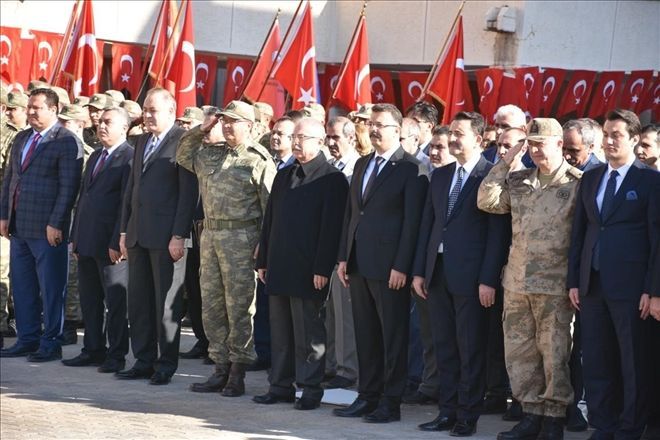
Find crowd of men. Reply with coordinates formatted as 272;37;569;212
0;80;659;440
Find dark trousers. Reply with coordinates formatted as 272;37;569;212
183;239;207;349
408;293;440;397
485;286;509;398
581;271;647;439
646;318;660;429
9;235;67;352
254;280;271;362
569;311;584;405
268;294;325;401
427;256;488;421
349;274;410;404
126;245;186;376
77;255;129;361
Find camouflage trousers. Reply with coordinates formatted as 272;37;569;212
503;290;574;417
66;245;82;321
200;226;258;365
0;236;10;331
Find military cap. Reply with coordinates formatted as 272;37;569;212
105;89;125;105
6;92;28;109
201;105;219;116
27;80;51;92
86;93;112;110
51;86;70;105
176;106;204;123
219;100;255;122
354;103;374;120
254;102;274;118
527;118;563;142
301;102;326;122
73;96;90;106
120;99;142;115
0;85;8;105
58;104;88;121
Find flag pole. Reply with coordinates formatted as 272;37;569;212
240;8;281;103
420;0;465;98
331;1;367;102
135;0;167;97
50;0;83;85
255;0;305;101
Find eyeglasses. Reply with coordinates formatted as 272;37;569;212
366;122;399;130
293;134;321;142
399;134;415;142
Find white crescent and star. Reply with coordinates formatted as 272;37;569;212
354;64;370;100
77;33;99;86
371;76;386;101
601;80;615;100
573;79;587;104
179;40;196;93
37;41;53;72
408;80;423;99
628;78;645;104
481;76;493;102
120;54;134;83
300;46;315;79
523;72;535;99
196;62;209;89
542;76;556;102
0;34;12;65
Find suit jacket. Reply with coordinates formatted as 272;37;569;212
413;157;511;294
120;125;197;249
338;146;428;281
257;154;349;299
72;141;134;258
482;146;535;169
0;124;82;240
579;153;603;172
568;160;660;300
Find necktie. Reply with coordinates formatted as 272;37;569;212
91;149;109;181
362;156;384;199
276;159;283;170
143;136;159;164
447;166;465;217
592;170;619;270
21;133;42;172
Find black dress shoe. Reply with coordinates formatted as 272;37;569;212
483;395;508;414
503;399;524;421
149;371;172;385
450;419;478;437
27;348;62;363
497;413;543;440
115;367;154;380
419;414;457;431
324;375;356;389
294;397;321;410
253;392;295;404
362;404;401;423
62;353;105;367
333;399;378;418
402;390;437;405
0;343;39;357
179;344;208;359
97;359;125;373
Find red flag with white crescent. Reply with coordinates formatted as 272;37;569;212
556;70;597;118
370;69;395;105
243;17;281;103
515;66;542;118
475;68;504;123
1;27;26;86
618;70;655;113
195;53;218;105
223;58;254;106
639;77;660;121
165;0;196;117
30;30;63;83
148;0;179;86
539;67;567;117
398;71;432;113
332;14;371;111
111;43;143;100
497;71;527;113
319;64;340;107
272;1;318;109
587;71;625;119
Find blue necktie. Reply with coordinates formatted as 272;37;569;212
447;166;465;217
593;170;619;270
362;156;384;199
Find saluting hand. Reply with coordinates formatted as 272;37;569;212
503;139;527;170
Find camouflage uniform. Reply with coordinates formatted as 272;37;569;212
477;158;582;417
177;125;276;365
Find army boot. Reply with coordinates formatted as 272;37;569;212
497;413;543;440
62;320;79;346
189;363;230;393
537;416;565;440
221;363;248;397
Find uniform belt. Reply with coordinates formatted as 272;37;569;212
203;218;260;230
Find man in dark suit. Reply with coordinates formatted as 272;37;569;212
0;88;82;361
334;103;428;423
63;107;133;373
254;118;348;410
412;112;510;436
117;88;198;385
568;109;660;440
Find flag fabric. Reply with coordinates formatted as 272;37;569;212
475;67;504;123
398;71;431;113
370;69;396;105
165;0;196;117
425;16;473;124
515;66;543;118
638;77;660;121
556;70;597;118
332;14;371;111
539;67;567;117
195;53;218;105
618;70;655;113
587;71;625;119
30;30;63;83
111;42;142;99
1;27;25;86
60;0;103;98
272;1;318;109
148;0;179;85
223;58;254;106
497;71;526;113
242;16;281;103
319;64;340;107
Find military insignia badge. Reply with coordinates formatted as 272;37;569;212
556;189;570;200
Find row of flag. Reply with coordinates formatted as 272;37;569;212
1;0;658;121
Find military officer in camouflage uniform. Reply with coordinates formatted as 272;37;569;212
477;119;582;440
177;100;276;397
83;94;112;149
175;106;204;131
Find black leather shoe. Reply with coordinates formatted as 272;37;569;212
333;399;378;418
179;344;208;359
97;359;125;373
418;414;457;431
450;419;478;437
538;416;565;440
253;392;295;404
149;371;172;385
402;390;436;405
565;405;588;432
294;396;321;410
27;348;62;362
483;395;508;414
497;413;543;440
115;367;154;380
62;353;105;367
503;399;524;421
0;343;38;358
362;404;401;423
324;375;356;389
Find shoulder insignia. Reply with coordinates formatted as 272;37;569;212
246;142;272;161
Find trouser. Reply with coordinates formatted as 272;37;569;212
325;269;358;381
65;245;82;321
485;286;509;398
183;237;208;349
253;280;271;362
0;235;10;332
410;291;440;398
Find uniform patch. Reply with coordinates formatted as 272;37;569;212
556;188;570;200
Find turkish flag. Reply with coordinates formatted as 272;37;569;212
165;0;196;117
1;27;24;85
223;58;254;106
319;64;340;107
475;68;504;123
618;70;655;113
272;1;318;109
61;0;103;98
515;66;543;118
370;69;395;105
556;70;597;118
399;72;432;113
332;15;371;111
426;16;473;124
195;53;218;105
30;31;63;83
148;0;179;86
539;67;567;117
587;71;625;119
111;43;142;100
243;17;280;103
639;77;660;121
497;71;526;113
